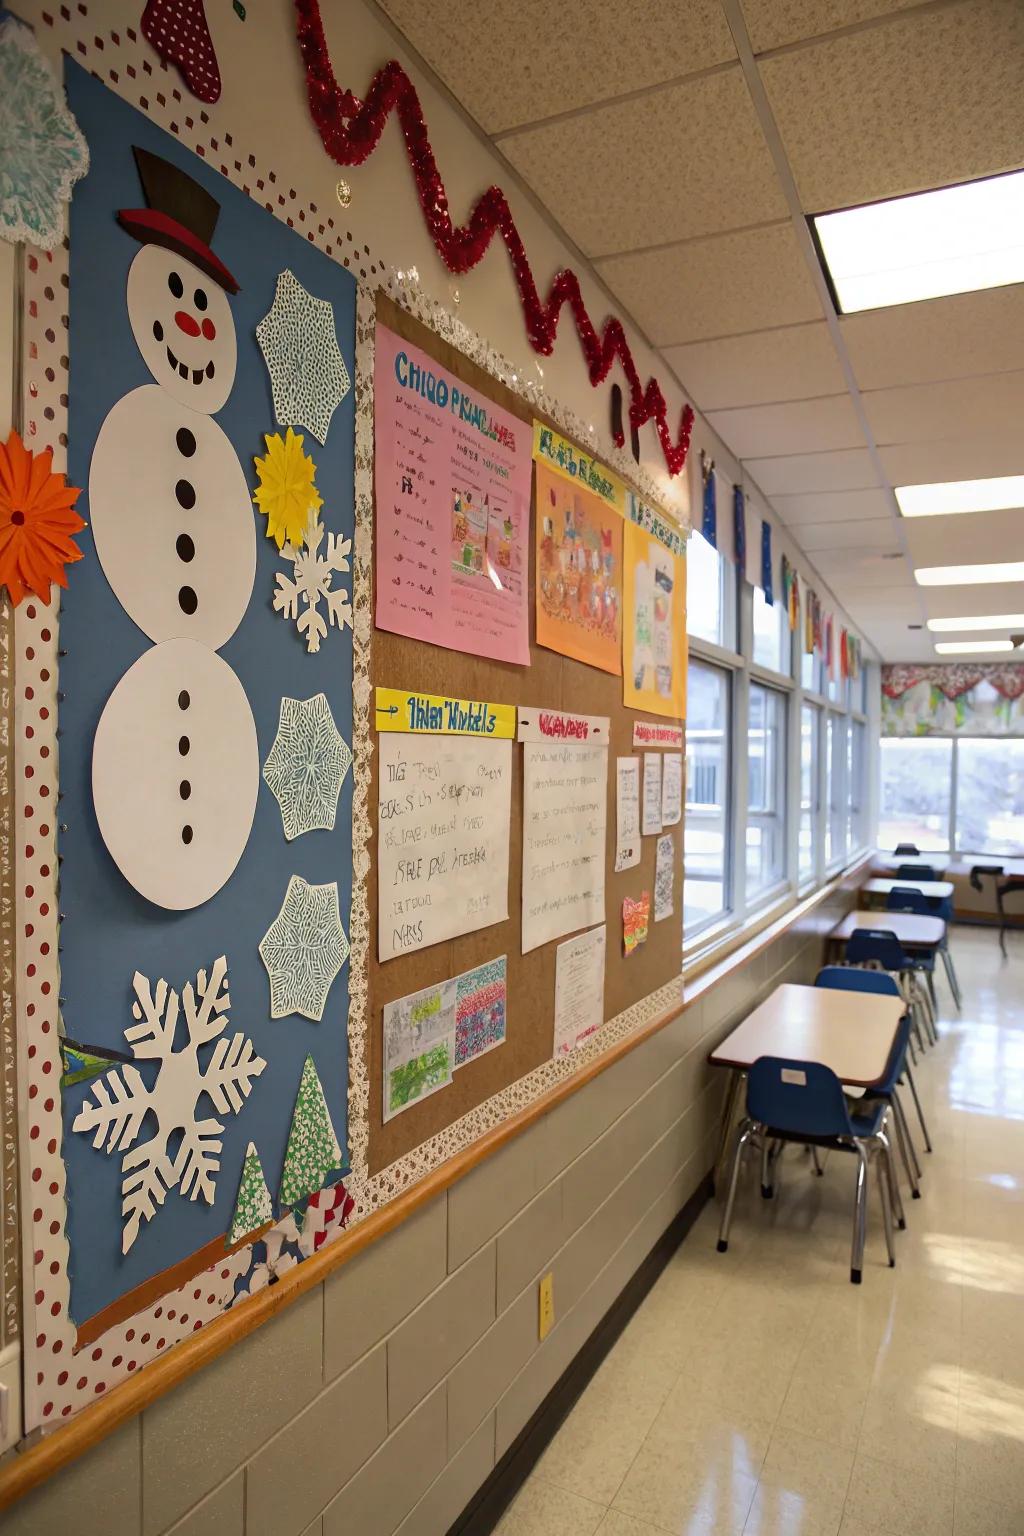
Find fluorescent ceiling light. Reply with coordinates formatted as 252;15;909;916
896;475;1024;518
812;169;1024;313
916;561;1024;587
934;640;1015;654
927;613;1024;632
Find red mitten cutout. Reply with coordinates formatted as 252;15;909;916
141;0;222;104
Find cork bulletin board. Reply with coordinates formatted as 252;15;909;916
367;293;684;1175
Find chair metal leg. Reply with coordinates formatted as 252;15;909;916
876;1144;896;1267
907;1029;918;1066
714;1069;742;1193
925;967;938;1017
761;1132;773;1199
903;1062;933;1153
717;1121;752;1253
941;946;962;1011
811;1145;824;1177
850;1143;869;1283
878;1127;906;1231
891;1090;921;1198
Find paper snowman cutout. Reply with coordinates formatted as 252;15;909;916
90;148;258;910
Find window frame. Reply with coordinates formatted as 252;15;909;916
878;732;1024;857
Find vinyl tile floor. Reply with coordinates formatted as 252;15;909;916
495;927;1024;1536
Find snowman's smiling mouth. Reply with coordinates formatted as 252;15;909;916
166;344;216;388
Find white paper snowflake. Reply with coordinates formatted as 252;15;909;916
273;511;354;655
0;16;89;250
258;875;349;1022
257;268;351;445
262;693;352;841
72;957;266;1254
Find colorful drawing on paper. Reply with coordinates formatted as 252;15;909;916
623;494;686;719
623;893;651;957
374;322;531;666
383;977;457;1121
534;427;624;675
455;956;507;1067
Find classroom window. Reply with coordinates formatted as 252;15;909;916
801;643;822;694
800;702;821;883
955;737;1024;854
751;585;789;675
684;659;731;933
825;713;848;865
747;682;786;898
686;531;733;650
878;737;953;851
848;717;865;851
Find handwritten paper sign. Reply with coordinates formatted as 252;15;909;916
623;893;650;956
517;707;608;745
633;720;684;749
522;732;607;953
378;733;512;960
614;757;641;873
654;834;675;922
376;686;516;738
553;925;606;1056
383;977;456;1122
622;494;687;719
374;323;532;666
642;752;663;836
661;753;683;827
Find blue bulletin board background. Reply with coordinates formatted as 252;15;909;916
60;65;356;1325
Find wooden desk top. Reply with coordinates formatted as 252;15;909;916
831;909;946;947
709;982;904;1087
873;854;950;877
863;877;953;899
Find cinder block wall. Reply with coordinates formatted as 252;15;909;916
7;902;844;1536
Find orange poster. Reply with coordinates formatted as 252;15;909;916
534;446;624;675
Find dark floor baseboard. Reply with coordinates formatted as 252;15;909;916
447;1169;715;1536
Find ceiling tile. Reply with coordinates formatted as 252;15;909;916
772;488;894;524
862;370;1024;446
741;0;923;53
794;519;902;553
902;506;1024;569
852;620;933;662
706;394;864;459
378;0;736;133
597;223;820;345
501;70;786;256
880;438;1024;485
744;447;880;495
663;321;845;410
839;585;923;615
808;547;913;585
841;285;1024;391
919;583;1024;621
760;0;1024;210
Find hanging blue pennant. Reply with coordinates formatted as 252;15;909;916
733;483;746;577
761;519;773;605
700;452;717;548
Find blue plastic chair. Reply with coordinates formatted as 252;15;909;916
894;843;920;856
886;886;960;1012
845;929;937;1049
815;965;932;1191
716;1055;900;1283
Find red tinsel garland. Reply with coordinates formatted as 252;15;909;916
293;0;695;478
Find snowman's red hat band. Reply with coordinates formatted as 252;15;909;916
117;208;239;294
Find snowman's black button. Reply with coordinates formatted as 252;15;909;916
176;427;196;458
178;586;198;616
175;479;196;510
153;321;164;343
181;825;194;845
178;690;190;711
176;533;195;563
178;736;190;757
179;780;191;800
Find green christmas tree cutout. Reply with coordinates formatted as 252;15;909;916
280;1054;343;1208
227;1141;275;1247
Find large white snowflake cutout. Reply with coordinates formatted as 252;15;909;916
273;511;353;655
257;269;351;445
258;876;349;1022
0;16;89;250
262;693;352;841
72;957;266;1254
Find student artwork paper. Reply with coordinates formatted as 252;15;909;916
661;753;683;828
383;976;457;1121
642;752;663;836
454;956;507;1067
614;756;641;873
553;925;606;1056
377;732;512;960
654;834;675;922
622;495;687;719
374;323;531;666
522;729;608;953
623;893;651;957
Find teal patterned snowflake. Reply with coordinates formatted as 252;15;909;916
258;875;349;1022
0;17;89;250
262;693;351;841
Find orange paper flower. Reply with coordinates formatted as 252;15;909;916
0;430;85;606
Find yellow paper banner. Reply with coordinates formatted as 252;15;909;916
532;421;626;514
375;687;516;738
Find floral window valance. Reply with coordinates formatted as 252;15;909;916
882;663;1024;737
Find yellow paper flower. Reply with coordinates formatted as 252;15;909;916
253;427;323;549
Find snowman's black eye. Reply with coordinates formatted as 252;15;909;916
168;271;184;299
194;288;208;312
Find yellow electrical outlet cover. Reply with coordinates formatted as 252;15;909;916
538;1271;555;1340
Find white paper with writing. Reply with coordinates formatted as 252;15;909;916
522;739;607;952
553;924;606;1056
633;720;683;749
378;733;512;960
382;976;456;1121
654;833;675;922
661;753;683;827
642;752;663;836
614;756;641;873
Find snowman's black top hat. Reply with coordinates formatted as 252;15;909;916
118;147;239;294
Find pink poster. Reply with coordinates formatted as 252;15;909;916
374;323;532;665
